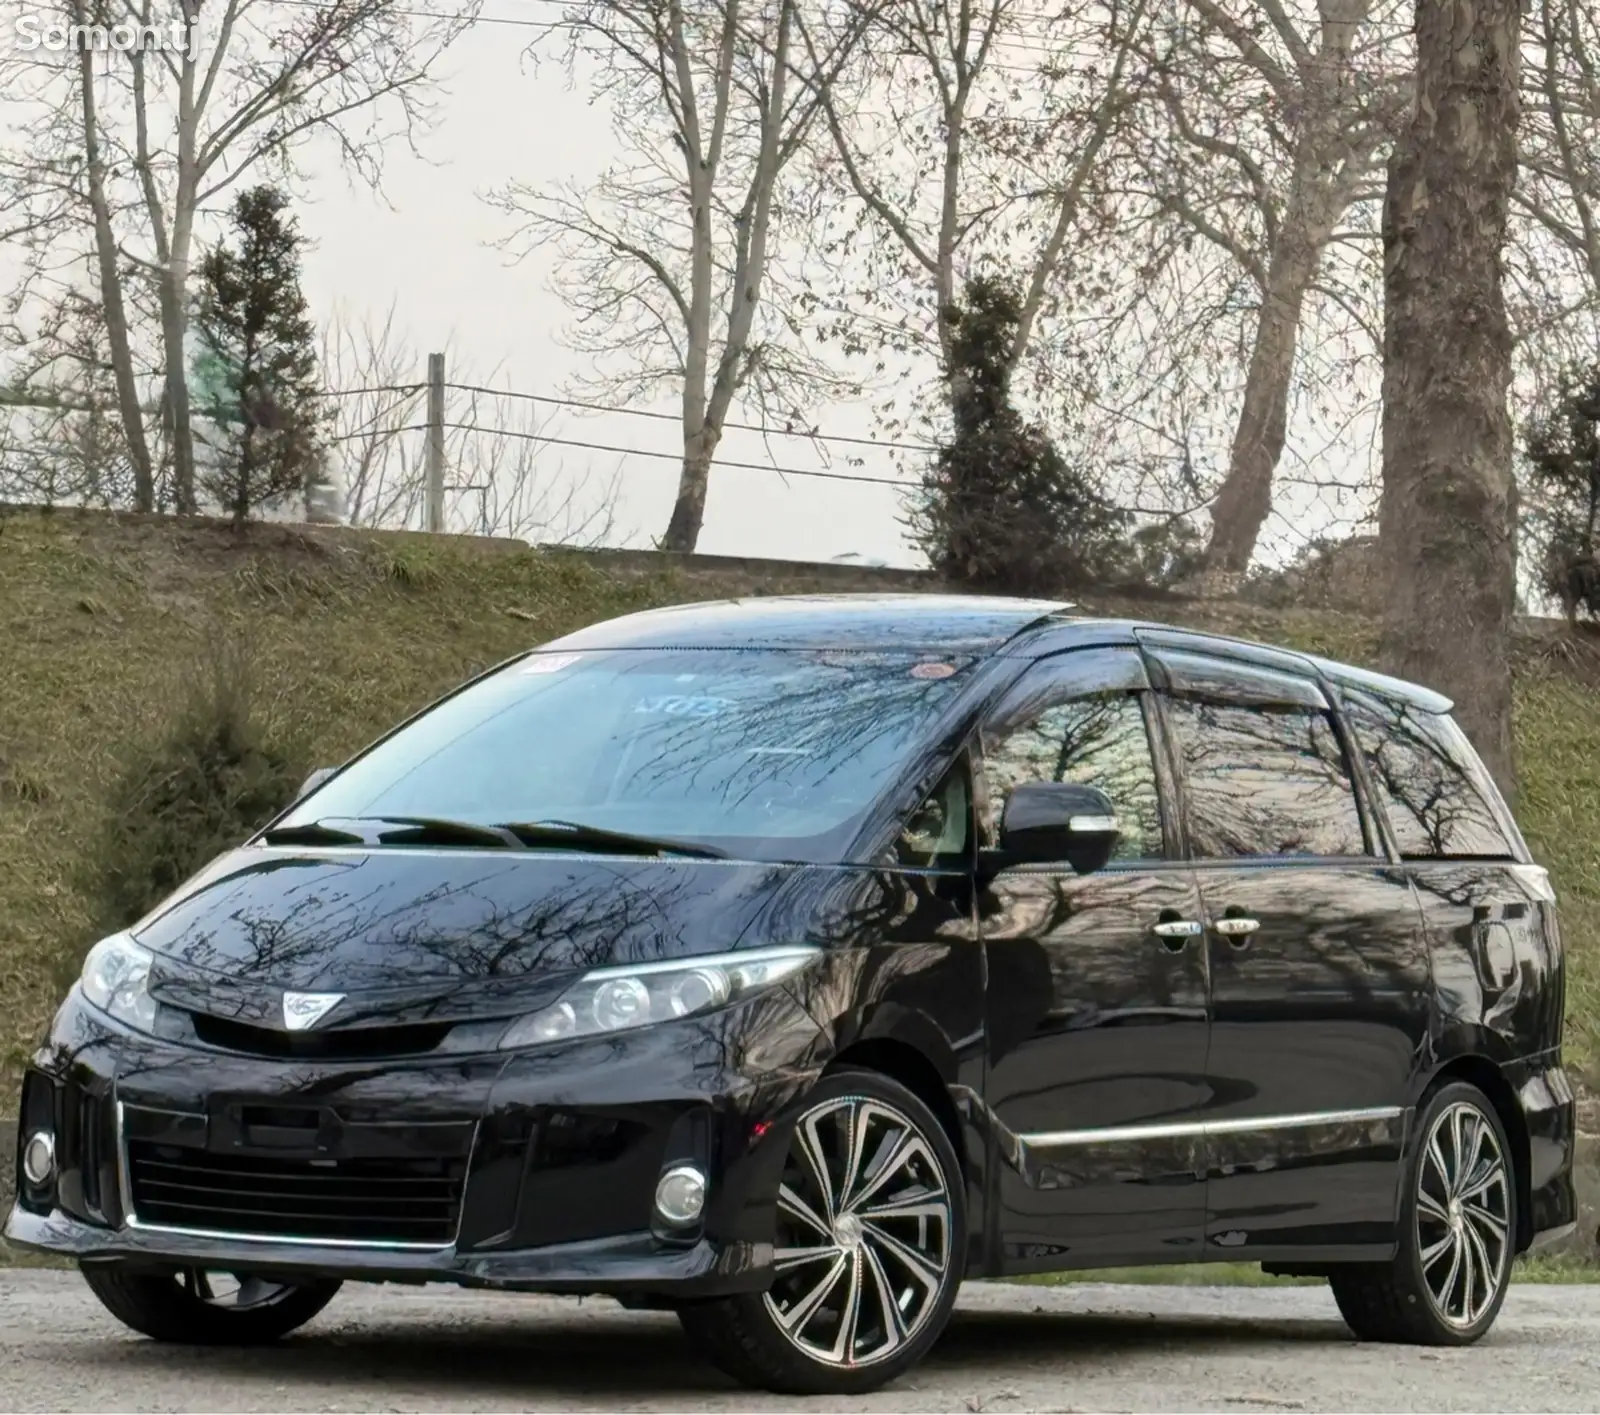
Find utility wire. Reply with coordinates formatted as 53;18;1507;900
442;420;917;487
268;0;1118;69
445;380;942;454
328;416;920;488
318;380;942;456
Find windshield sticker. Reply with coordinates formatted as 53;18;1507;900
521;653;584;675
910;662;957;680
634;695;730;718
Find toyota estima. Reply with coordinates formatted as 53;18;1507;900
8;596;1577;1393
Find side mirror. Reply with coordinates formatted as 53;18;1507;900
296;766;336;802
995;781;1121;876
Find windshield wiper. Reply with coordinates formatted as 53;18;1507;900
501;819;728;860
266;816;524;850
368;816;527;849
260;821;367;847
263;816;724;859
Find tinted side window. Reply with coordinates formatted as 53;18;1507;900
1342;693;1515;859
1164;697;1367;858
981;694;1164;860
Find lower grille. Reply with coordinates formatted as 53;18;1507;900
126;1141;466;1246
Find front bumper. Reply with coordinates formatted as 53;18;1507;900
9;987;830;1296
3;1203;769;1295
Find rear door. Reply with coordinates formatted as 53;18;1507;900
1147;648;1428;1260
977;646;1209;1271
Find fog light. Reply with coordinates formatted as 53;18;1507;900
21;1130;55;1187
654;1164;707;1226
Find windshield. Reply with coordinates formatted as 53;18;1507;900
278;647;976;862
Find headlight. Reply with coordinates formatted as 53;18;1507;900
79;933;158;1033
498;945;818;1050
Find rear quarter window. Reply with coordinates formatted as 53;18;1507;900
1341;692;1517;860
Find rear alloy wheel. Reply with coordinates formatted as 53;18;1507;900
81;1261;342;1344
1330;1081;1515;1345
679;1067;965;1394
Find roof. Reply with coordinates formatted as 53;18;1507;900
543;594;1074;654
539;593;1456;713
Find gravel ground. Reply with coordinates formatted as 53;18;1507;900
2;1269;1598;1413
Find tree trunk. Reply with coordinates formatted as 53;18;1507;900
159;277;197;514
663;439;717;553
162;178;199;515
74;34;157;513
1203;112;1350;576
1203;197;1327;573
1379;0;1522;796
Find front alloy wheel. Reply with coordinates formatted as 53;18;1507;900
1331;1081;1516;1345
679;1067;965;1394
765;1094;953;1365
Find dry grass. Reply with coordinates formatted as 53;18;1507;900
0;510;1596;1103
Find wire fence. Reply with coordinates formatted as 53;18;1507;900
0;353;1384;573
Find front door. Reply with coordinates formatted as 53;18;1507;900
1148;647;1427;1260
977;646;1209;1272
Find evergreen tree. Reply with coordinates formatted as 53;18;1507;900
908;276;1130;594
192;187;324;524
1522;362;1600;625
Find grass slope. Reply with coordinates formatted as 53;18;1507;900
1;509;1597;1101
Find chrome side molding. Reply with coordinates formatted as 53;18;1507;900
1019;1105;1406;1151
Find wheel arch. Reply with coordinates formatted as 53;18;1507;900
828;1036;967;1180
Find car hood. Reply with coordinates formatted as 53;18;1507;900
130;846;868;1029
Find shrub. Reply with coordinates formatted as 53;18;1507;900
90;636;307;931
193;186;326;525
1522;362;1600;625
1101;518;1210;592
908;276;1131;594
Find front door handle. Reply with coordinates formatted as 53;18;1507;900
1152;919;1203;952
1213;916;1260;945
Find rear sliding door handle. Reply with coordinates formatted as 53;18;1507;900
1213;916;1260;944
1152;919;1203;951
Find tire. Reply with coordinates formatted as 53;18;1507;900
679;1066;966;1395
1330;1081;1516;1346
80;1262;342;1345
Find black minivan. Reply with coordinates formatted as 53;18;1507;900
8;595;1577;1394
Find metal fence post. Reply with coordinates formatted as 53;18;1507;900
425;352;445;532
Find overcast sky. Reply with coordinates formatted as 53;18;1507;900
290;16;925;565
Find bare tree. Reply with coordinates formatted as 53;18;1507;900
0;276;155;506
1132;0;1409;575
491;0;873;553
797;0;1151;413
1509;0;1600;391
321;306;623;543
1379;0;1522;793
451;416;623;546
319;305;433;530
0;0;476;513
